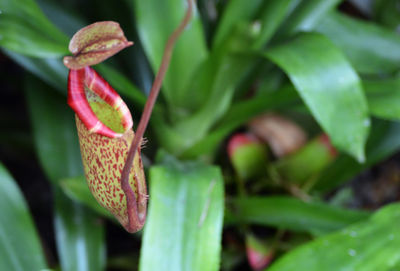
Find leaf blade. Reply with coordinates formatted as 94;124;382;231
0;163;48;270
265;32;370;161
268;203;400;271
140;155;224;271
226;196;369;236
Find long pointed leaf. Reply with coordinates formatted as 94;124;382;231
0;163;47;270
316;11;400;75
268;203;400;271
140;154;224;271
226;196;370;236
265;33;370;161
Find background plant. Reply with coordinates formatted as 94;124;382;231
1;0;400;270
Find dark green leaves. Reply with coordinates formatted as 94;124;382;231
133;0;208;108
140;156;224;271
226;196;370;236
55;190;106;271
364;77;400;120
268;203;400;271
316;11;400;75
0;163;47;270
265;33;370;161
0;0;68;57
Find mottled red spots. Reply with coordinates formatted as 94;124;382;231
75;116;147;230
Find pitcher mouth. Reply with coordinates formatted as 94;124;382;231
68;66;133;138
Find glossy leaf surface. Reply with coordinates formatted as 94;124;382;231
226;196;369;236
0;163;47;270
140;155;224;271
316;11;400;75
268;203;400;271
265;33;370;161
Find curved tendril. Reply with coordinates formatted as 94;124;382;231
120;0;194;232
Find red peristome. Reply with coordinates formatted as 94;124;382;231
319;133;338;157
227;133;259;158
67;67;133;138
83;67;133;130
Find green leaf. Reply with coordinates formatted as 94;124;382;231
0;0;68;58
0;0;67;43
214;0;295;49
0;14;68;58
364;77;400;121
265;32;370;161
25;76;106;271
373;0;400;30
133;0;208;108
60;176;113;218
25;77;82;181
276;0;343;37
180;87;298;158
268;203;400;271
140;155;224;271
3;49;68;92
316;11;400;75
226;196;370;236
213;0;263;48
55;190;106;271
0;163;47;270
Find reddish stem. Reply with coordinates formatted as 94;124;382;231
120;0;194;232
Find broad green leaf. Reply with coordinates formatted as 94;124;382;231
213;0;264;48
276;0;343;37
314;119;400;192
268;203;400;271
373;0;400;30
133;0;208;108
0;0;67;43
225;196;370;236
316;11;400;75
0;0;68;58
180;87;298;158
3;49;68;92
171;23;261;152
0;15;68;58
25;77;82;182
60;176;113;218
25;76;106;271
0;163;47;270
55;190;106;271
265;32;370;161
364;77;400;120
140;155;224;271
213;0;295;49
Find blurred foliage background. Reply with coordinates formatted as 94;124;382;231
1;0;400;270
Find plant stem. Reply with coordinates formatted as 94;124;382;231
120;0;194;232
